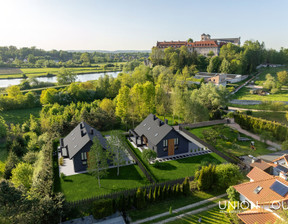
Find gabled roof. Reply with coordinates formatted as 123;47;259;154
250;159;272;171
247;167;272;182
234;176;288;205
63;121;107;159
237;208;278;224
134;114;173;146
273;154;288;164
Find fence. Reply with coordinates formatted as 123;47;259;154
68;176;193;209
180;119;228;129
125;140;156;184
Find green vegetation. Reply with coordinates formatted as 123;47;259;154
166;207;230;224
252;111;288;125
255;66;288;86
0;107;41;124
129;190;224;221
128;141;226;182
59;165;148;201
189;125;271;157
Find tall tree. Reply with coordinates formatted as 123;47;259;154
88;138;108;188
107;131;126;176
115;85;131;126
56;67;77;84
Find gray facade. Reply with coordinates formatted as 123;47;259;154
59;121;107;172
129;114;193;158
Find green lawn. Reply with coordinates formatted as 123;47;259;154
148;154;226;182
167;207;231;224
232;66;288;101
252;111;288;125
0;107;42;124
128;141;226;182
189;125;271;158
129;190;226;221
0;63;125;79
233;87;288;101
59;165;149;201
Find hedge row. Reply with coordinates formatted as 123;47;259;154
76;177;191;220
234;113;288;141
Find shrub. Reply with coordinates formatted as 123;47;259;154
142;149;157;163
226;186;240;201
59;157;64;166
182;177;190;196
92;199;113;219
148;187;152;203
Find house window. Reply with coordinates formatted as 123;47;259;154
163;139;168;147
174;138;179;145
81;152;87;165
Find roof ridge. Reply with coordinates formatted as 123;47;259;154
234;177;276;187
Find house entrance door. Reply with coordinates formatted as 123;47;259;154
168;139;174;156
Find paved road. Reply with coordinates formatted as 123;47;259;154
227;122;281;150
131;193;227;224
258;150;288;162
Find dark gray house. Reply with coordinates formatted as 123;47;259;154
59;121;107;172
129;114;195;158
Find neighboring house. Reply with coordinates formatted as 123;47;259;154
273;154;288;167
247;167;273;182
232;158;288;223
250;159;273;175
207;74;227;86
156;33;240;56
129;114;198;158
59;121;107;172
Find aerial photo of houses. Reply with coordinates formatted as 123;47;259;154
1;0;288;223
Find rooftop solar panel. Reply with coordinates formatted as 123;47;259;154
270;181;288;197
276;165;288;173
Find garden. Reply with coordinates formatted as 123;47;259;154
188;125;272;158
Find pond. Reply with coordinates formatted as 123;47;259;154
0;71;121;88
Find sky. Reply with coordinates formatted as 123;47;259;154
0;0;287;51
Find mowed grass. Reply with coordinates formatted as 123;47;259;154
233;87;288;101
232;66;288;101
0;63;125;79
149;153;226;182
189;125;271;157
0;107;42;124
128;141;226;182
129;190;226;221
59;165;149;201
252;111;288;125
167;207;230;224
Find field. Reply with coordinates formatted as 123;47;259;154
189;125;271;158
128;141;226;182
167;207;230;224
232;66;288;101
0;62;125;79
0;107;42;124
58;165;149;201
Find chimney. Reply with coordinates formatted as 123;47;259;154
165;119;168;124
153;114;157;120
157;120;161;127
60;138;64;147
81;130;86;137
90;128;94;135
80;122;84;129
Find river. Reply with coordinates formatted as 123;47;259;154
0;71;121;88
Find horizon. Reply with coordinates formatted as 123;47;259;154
0;0;287;51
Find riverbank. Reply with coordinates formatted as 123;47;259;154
0;65;124;79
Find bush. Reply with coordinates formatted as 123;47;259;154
59;157;64;166
92;199;114;219
182;177;190;196
226;186;240;201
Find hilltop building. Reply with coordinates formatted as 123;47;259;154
156;33;240;56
